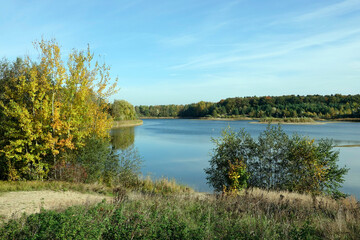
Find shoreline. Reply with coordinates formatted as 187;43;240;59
250;121;329;125
139;117;360;123
140;117;253;121
336;144;360;148
112;120;143;128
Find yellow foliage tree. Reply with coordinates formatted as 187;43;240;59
0;39;117;180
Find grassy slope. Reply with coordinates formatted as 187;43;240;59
0;181;359;239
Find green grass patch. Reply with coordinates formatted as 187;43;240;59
0;181;112;195
0;177;193;196
135;176;194;194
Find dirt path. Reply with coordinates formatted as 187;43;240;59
0;190;111;221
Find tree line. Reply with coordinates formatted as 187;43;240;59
135;95;360;119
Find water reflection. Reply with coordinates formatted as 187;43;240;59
111;127;135;150
112;119;360;198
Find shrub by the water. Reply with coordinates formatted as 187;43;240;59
205;125;348;197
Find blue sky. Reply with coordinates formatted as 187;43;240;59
1;0;360;105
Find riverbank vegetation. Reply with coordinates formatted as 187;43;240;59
0;40;125;186
113;120;143;128
1;186;359;239
206;125;349;198
110;100;137;121
109;100;143;128
135;94;360;119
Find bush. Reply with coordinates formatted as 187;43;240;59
50;136;119;185
50;135;142;187
204;127;254;192
115;145;142;188
205;125;349;197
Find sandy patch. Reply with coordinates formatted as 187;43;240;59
0;190;111;221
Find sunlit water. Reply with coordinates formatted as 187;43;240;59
112;119;360;198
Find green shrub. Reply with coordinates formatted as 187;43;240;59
115;145;142;188
205;125;348;197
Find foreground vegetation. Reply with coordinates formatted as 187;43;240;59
135;94;360;119
1;186;359;239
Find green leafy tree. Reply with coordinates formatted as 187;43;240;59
111;100;137;121
205;125;349;197
204;127;255;192
251;125;289;190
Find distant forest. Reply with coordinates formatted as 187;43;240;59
135;94;360;119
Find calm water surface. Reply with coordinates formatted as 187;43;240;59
112;119;360;198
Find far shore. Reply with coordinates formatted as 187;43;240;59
139;117;360;123
112;120;143;128
250;121;329;125
336;144;360;148
140;117;253;121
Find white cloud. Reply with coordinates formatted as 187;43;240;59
295;0;360;21
169;27;360;70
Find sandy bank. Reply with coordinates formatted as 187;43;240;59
0;191;111;221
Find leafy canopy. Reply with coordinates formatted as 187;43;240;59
0;39;118;181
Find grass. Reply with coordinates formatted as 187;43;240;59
259;117;316;123
1;179;359;239
0;181;112;195
135;176;194;194
112;120;143;128
0;187;359;239
0;177;193;196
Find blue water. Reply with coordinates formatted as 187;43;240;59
121;119;360;198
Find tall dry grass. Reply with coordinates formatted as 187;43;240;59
0;181;112;195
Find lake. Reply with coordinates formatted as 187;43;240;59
111;119;360;198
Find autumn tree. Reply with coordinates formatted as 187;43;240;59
0;39;117;181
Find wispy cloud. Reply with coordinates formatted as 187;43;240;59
295;0;360;21
170;27;360;70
